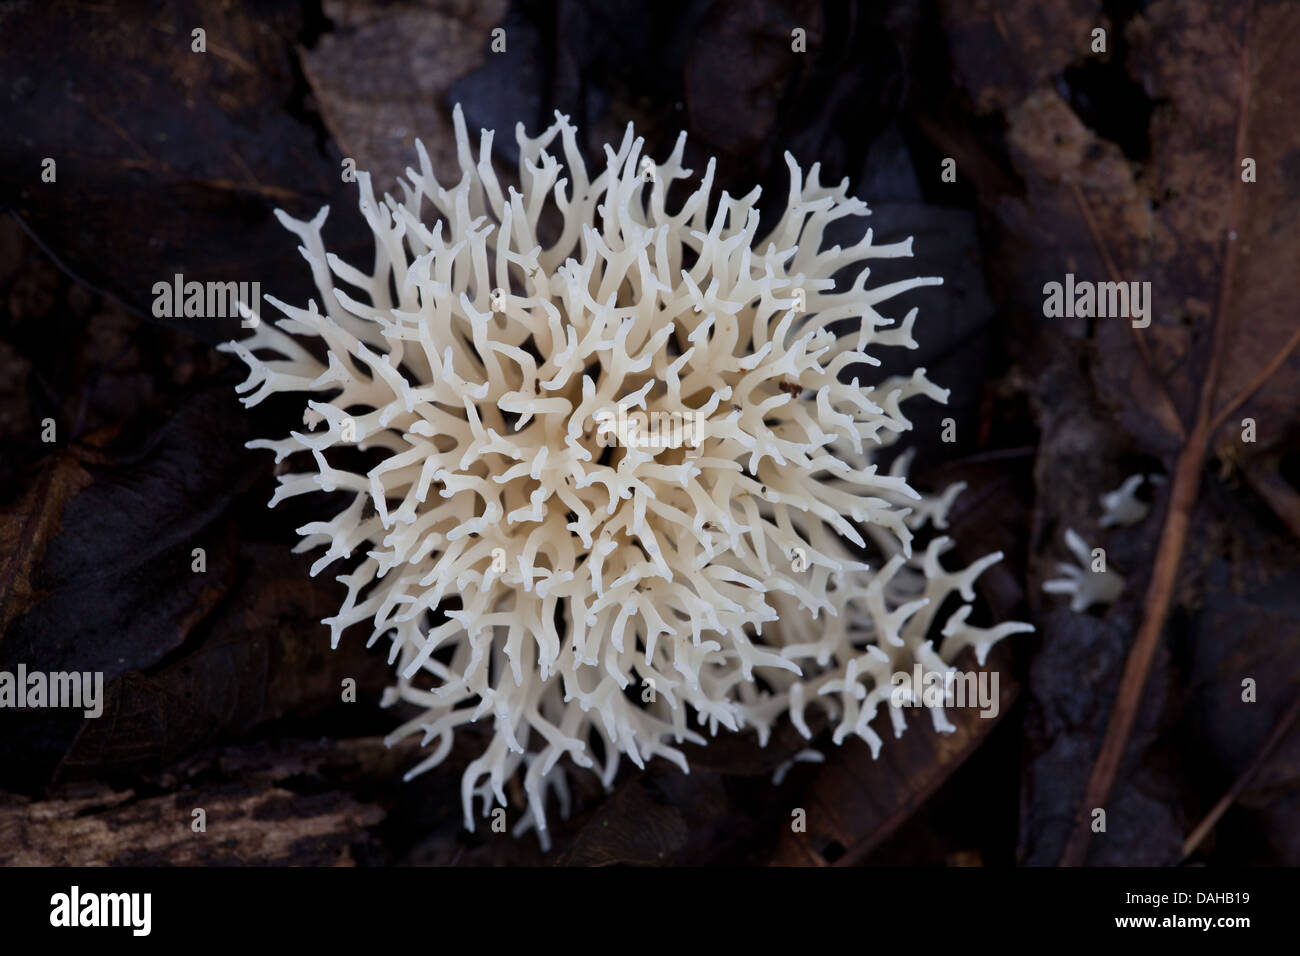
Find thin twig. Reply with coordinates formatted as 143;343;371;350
6;212;150;322
1182;694;1300;860
1210;322;1300;432
1241;463;1300;542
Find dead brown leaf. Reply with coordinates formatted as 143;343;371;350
299;0;509;189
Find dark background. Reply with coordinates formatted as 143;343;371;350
0;0;1297;866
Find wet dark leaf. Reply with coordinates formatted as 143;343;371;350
0;387;254;786
52;543;393;781
0;0;352;343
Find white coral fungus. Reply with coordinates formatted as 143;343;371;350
221;105;1031;846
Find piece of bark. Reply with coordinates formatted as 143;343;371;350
0;736;410;866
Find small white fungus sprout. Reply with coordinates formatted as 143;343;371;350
1042;528;1124;612
1099;474;1150;528
772;748;826;785
221;105;1032;846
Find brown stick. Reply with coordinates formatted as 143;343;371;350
1210;321;1300;432
1181;694;1300;860
1059;2;1254;866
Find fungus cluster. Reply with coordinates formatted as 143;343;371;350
222;105;1030;846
